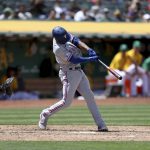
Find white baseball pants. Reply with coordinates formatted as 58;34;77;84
41;69;106;128
126;64;149;96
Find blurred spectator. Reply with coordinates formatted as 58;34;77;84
0;7;14;20
30;0;46;19
88;0;105;21
88;5;101;21
59;11;66;20
74;6;89;21
142;13;150;22
17;4;32;20
148;0;150;11
0;0;149;22
48;10;57;20
53;0;64;20
125;0;143;22
65;1;80;21
113;9;124;22
90;0;102;6
100;7;113;22
48;8;72;21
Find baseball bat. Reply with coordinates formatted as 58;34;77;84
98;59;122;80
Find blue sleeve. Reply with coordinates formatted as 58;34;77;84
72;36;80;47
69;55;98;64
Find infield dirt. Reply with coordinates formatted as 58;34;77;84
0;125;150;141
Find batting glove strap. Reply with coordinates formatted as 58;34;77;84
87;48;97;57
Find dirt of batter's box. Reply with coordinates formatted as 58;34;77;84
0;125;150;141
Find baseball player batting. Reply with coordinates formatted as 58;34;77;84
38;26;108;132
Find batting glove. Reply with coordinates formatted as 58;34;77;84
87;48;97;57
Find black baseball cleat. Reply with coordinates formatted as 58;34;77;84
0;77;14;96
98;126;108;132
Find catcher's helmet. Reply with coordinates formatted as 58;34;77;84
52;26;70;44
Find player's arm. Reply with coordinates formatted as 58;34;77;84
126;55;142;75
77;40;90;51
128;55;137;65
70;34;97;57
55;47;98;64
69;55;99;64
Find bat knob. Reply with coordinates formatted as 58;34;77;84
119;76;122;80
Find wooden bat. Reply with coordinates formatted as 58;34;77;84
98;59;122;80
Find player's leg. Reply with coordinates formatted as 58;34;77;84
130;75;138;96
39;80;76;129
136;66;149;96
115;70;127;96
126;64;138;96
148;73;150;96
39;70;82;129
77;71;108;131
140;74;149;96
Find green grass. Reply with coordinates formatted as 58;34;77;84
0;105;150;125
0;141;150;150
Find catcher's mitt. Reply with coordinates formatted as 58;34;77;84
0;77;14;96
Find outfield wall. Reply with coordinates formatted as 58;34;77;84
0;21;149;37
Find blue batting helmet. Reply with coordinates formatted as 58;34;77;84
52;26;70;44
